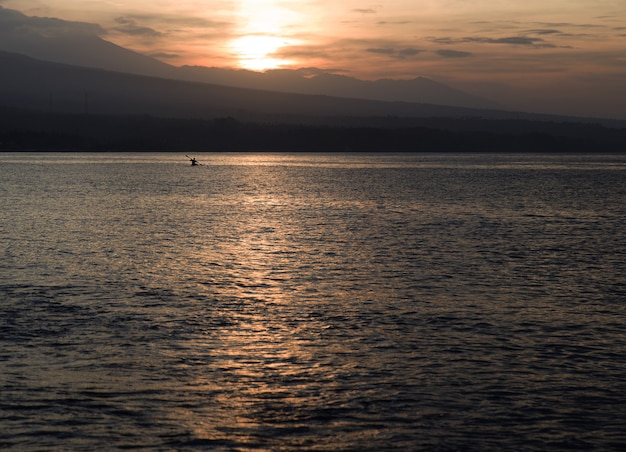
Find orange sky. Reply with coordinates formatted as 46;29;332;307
3;0;626;118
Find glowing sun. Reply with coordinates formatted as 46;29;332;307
231;0;300;71
230;35;290;71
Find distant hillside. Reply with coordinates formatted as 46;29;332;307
175;67;501;110
0;6;179;79
2;54;625;152
2;53;625;153
3;105;626;152
0;50;514;121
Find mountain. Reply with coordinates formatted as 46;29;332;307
2;32;181;80
3;53;626;152
0;50;505;121
0;5;498;110
0;6;179;79
6;49;626;132
175;67;501;110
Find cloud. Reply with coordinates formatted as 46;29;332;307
275;45;331;59
492;36;555;46
352;9;377;14
433;35;557;48
147;51;179;59
114;16;163;37
377;21;412;26
0;6;104;36
398;48;420;57
366;47;395;55
366;47;421;59
532;21;604;29
114;13;231;30
436;49;472;58
525;29;562;35
296;67;344;76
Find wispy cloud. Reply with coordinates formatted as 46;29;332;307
398;48;420;57
366;47;421;59
275;45;332;60
0;5;104;36
377;21;412;26
146;51;179;59
432;35;557;48
436;49;472;58
366;47;395;54
114;13;231;30
524;29;562;35
531;21;605;29
296;67;345;76
114;17;163;37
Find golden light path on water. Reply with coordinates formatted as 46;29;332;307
230;0;302;71
161;160;357;443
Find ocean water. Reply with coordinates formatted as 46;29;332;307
1;152;626;451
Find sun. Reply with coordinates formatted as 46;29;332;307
230;35;290;71
231;0;300;71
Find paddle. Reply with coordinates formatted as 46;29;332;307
185;155;203;166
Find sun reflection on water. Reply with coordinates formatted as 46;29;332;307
168;164;362;444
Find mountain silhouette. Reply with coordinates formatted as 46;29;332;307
0;6;179;78
0;50;506;120
4;49;626;131
176;67;502;110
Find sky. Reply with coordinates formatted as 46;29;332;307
3;0;626;118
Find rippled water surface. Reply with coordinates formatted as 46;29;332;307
2;152;626;451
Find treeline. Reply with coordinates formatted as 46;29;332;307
2;106;626;152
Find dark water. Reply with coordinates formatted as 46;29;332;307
1;152;626;451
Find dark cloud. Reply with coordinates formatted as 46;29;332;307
366;47;396;55
352;9;377;14
118;13;230;29
429;37;456;45
433;35;557;48
535;22;575;27
0;6;104;36
275;46;331;59
436;49;472;58
114;17;163;37
147;52;179;59
398;48;420;57
533;21;604;29
525;29;562;35
594;14;619;20
377;21;412;26
366;47;421;59
493;36;554;46
296;67;345;76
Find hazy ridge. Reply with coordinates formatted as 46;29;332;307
2;40;626;151
0;51;498;121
